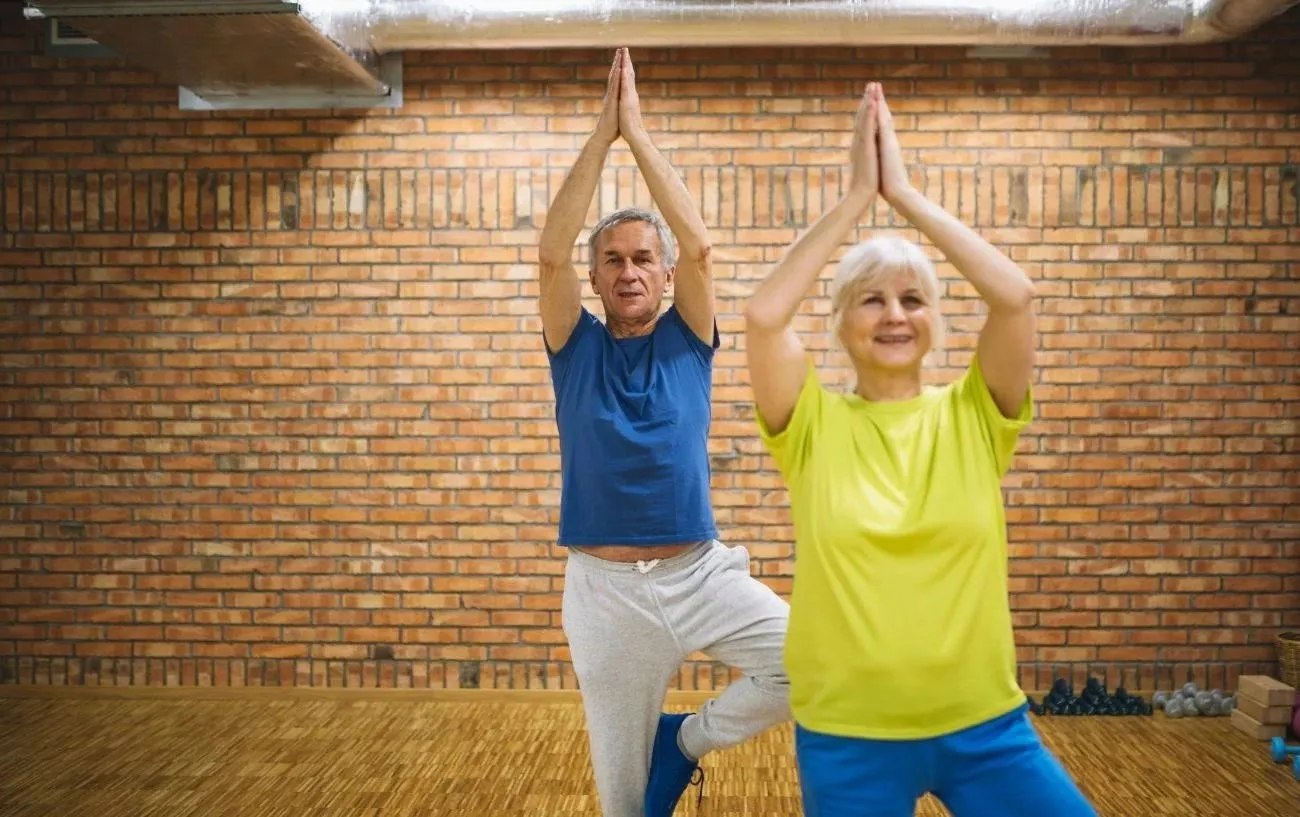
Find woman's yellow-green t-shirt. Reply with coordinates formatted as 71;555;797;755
757;355;1032;740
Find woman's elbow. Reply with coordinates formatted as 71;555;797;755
743;300;787;333
743;304;769;333
1016;277;1037;307
993;275;1036;314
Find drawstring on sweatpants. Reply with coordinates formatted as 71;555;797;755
635;558;661;574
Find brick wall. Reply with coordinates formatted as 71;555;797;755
1;10;1297;693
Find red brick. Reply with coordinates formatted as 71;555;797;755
0;17;1297;691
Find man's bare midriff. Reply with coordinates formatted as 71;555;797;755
572;543;697;563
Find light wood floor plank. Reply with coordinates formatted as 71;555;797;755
0;693;1296;816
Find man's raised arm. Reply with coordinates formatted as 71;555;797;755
617;51;715;345
538;50;623;352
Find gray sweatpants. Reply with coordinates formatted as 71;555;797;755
562;540;792;817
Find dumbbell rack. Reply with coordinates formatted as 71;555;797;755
1153;682;1235;718
1029;677;1154;716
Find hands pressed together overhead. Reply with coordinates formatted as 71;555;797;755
850;82;911;204
595;47;646;146
598;51;905;203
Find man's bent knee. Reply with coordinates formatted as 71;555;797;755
754;671;790;696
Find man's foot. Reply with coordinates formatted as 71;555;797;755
644;712;704;816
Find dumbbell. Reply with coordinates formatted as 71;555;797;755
1268;737;1300;764
1164;697;1184;718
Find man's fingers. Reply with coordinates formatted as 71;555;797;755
606;51;621;96
877;88;894;128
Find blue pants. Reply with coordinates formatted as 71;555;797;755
795;704;1099;817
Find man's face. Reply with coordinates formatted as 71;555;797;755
590;221;673;326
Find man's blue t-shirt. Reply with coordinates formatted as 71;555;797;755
546;305;720;546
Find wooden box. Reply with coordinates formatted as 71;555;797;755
1231;707;1288;741
1235;693;1293;725
1236;675;1296;708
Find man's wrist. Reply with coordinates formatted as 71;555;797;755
622;125;651;149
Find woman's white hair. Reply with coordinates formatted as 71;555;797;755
828;234;946;356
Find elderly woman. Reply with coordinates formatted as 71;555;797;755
742;82;1099;817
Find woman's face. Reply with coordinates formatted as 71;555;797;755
837;272;935;373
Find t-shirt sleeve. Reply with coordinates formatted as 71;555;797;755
954;352;1033;476
664;304;720;363
755;360;824;480
545;307;598;389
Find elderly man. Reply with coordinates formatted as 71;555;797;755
537;48;791;817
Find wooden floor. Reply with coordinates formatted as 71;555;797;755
0;689;1296;816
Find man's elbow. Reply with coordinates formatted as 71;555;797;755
537;251;575;278
680;242;712;269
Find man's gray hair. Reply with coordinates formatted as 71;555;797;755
587;207;678;271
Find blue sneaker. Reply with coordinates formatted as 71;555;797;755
644;712;705;816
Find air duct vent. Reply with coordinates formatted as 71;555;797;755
50;18;94;44
26;0;395;111
45;16;116;57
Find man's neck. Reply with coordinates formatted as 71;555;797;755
608;315;658;339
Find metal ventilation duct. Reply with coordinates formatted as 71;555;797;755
24;0;388;99
22;0;1298;110
302;0;1300;51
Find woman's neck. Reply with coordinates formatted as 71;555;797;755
853;367;922;402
